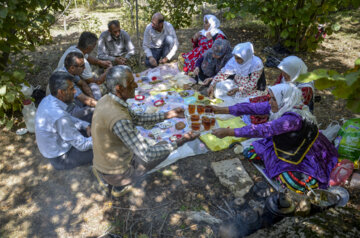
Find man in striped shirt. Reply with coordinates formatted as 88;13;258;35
91;65;199;197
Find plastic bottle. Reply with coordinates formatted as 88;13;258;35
22;99;36;133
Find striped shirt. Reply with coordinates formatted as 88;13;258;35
109;94;177;163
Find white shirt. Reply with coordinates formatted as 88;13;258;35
56;45;93;80
35;95;92;158
142;21;179;60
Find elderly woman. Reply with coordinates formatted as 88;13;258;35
275;56;314;110
193;39;232;84
249;56;314;125
211;83;338;193
207;42;266;100
181;15;226;73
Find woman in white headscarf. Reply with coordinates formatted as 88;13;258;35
210;83;338;193
276;56;315;111
180;15;226;73
206;42;267;100
249;56;314;125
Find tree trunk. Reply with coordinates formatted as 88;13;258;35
136;0;141;64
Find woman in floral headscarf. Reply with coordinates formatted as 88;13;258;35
207;42;267;100
193;38;232;83
211;83;338;193
181;15;226;73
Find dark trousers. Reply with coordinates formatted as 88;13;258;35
49;129;93;170
145;36;175;68
50;147;93;170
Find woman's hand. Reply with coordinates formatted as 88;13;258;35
211;106;229;114
212;128;235;139
227;88;239;96
193;67;200;76
206;32;212;40
207;85;215;99
202;77;213;86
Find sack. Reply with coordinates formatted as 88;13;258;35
329;159;354;186
334;118;360;168
322;121;341;142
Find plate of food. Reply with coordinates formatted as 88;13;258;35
135;95;145;101
158;121;173;129
169;134;182;142
179;90;194;97
154;99;165;107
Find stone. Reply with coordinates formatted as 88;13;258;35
211;158;254;198
177;211;222;225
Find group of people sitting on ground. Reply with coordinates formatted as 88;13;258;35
34;12;337;197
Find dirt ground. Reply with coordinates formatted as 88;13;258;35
1;6;360;238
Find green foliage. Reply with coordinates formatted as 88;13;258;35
297;58;360;113
0;71;26;128
0;0;63;128
143;0;203;29
209;0;360;52
79;15;102;34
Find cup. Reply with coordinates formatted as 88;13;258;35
188;104;196;115
202;116;211;131
191;122;201;131
190;114;200;122
197;105;205;115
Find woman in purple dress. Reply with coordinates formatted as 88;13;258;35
211;83;338;193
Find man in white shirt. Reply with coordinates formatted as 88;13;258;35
57;32;112;84
35;71;93;170
142;12;179;68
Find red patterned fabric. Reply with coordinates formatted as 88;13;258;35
182;34;226;72
249;94;271;124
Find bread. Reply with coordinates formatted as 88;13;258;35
175;122;186;130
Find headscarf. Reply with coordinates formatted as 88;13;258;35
201;39;232;77
269;83;317;124
278;55;314;91
278;56;308;82
199;15;225;37
221;42;263;76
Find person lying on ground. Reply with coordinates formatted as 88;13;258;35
97;20;136;68
35;71;93;170
91;65;199;198
57;31;112;84
180;14;226;73
207;42;267;99
211;83;338;193
143;12;179;68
